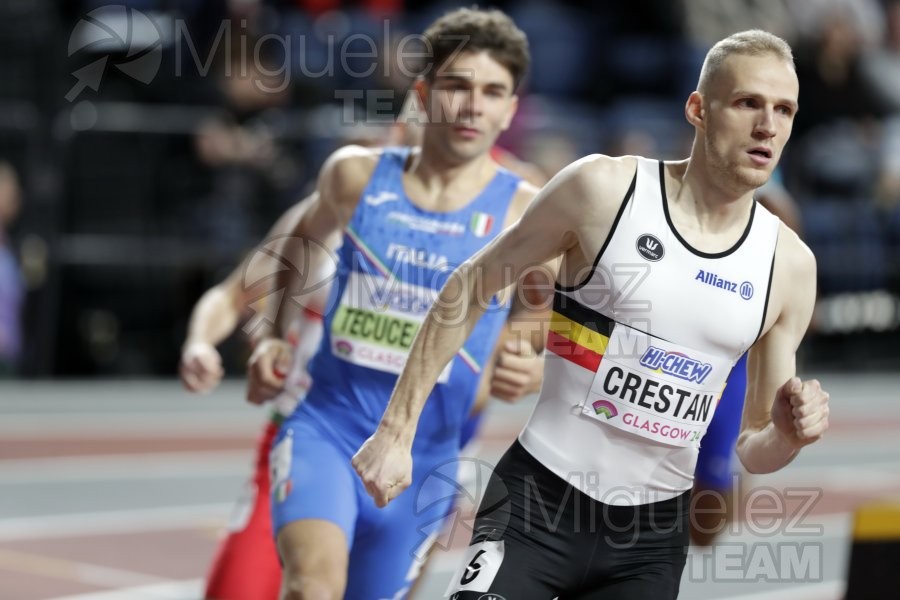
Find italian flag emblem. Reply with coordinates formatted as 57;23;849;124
470;212;493;237
275;479;292;503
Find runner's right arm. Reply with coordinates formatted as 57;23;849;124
180;196;313;393
352;154;636;507
247;145;378;404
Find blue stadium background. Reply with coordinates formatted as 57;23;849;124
1;0;898;378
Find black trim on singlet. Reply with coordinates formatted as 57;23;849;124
753;230;780;345
552;291;615;336
658;160;756;259
556;166;638;293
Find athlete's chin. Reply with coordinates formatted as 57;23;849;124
732;165;770;190
448;140;491;162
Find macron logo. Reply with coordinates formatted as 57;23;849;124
364;191;398;207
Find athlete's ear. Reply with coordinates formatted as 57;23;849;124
500;94;519;131
413;77;429;107
685;91;704;128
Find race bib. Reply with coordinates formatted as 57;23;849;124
331;272;452;382
583;323;735;448
270;432;293;503
445;540;505;596
272;313;322;418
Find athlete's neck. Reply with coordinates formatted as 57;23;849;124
670;158;755;233
660;159;757;255
404;145;497;213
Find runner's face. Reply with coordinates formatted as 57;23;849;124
420;51;518;161
701;53;798;191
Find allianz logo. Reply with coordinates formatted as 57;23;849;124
695;269;754;300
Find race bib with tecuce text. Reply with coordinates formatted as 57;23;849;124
330;272;452;383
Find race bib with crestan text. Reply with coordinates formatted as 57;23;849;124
583;323;735;447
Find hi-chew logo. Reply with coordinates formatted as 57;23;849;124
639;347;712;384
592;399;618;419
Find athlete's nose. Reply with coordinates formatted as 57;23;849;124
753;107;776;139
460;88;485;120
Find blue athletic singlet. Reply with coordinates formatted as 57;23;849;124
271;147;520;600
695;352;748;490
301;147;517;456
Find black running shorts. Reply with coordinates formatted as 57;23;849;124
446;440;690;599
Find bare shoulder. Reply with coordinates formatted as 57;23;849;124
576;153;639;178
768;221;817;332
319;144;382;206
504;179;540;224
500;154;639;235
775;222;816;282
541;154;638;223
557;154;638;207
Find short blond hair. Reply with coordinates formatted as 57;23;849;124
697;30;794;93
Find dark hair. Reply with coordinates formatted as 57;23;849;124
421;7;530;91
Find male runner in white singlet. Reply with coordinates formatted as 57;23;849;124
354;29;831;599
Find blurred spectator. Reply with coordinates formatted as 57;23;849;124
757;177;803;236
786;0;885;46
792;5;889;139
192;44;301;253
0;162;23;376
861;0;900;211
683;0;798;47
860;0;900;111
368;29;417;119
878;116;900;211
523;131;580;180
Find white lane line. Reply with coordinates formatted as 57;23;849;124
0;503;232;541
757;462;900;493
48;578;204;600
710;579;845;600
0;547;173;589
0;451;253;483
0;414;261;438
